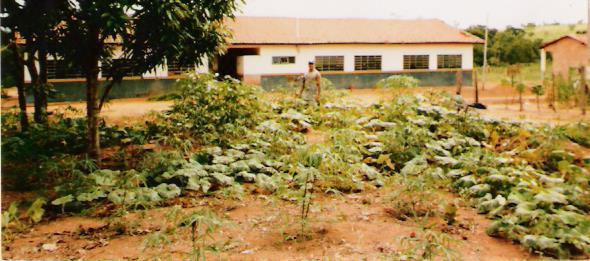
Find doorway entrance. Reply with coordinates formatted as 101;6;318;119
215;47;259;79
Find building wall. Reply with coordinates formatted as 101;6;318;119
544;38;588;79
261;70;472;90
24;45;208;82
239;43;474;77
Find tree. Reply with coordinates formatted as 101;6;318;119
466;25;543;66
507;65;522;110
1;33;29;131
515;82;526;112
465;25;497;66
57;0;240;162
2;0;68;124
531;85;545;111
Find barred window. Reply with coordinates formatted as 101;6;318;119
403;55;429;70
437;55;462;69
101;59;144;78
168;60;195;76
315;56;344;72
272;56;295;65
46;60;84;79
354;55;382;71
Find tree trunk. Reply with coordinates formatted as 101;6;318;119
86;28;102;163
24;50;45;123
519;92;523;112
10;40;29;132
38;38;49;121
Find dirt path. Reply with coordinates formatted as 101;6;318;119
2;188;533;260
3;84;588;126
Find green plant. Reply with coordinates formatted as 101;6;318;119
25;198;47;224
376;75;420;89
150;73;267;150
398;229;459;260
180;209;225;261
516;82;526;111
531;84;545;110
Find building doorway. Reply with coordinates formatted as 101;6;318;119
215;47;259;79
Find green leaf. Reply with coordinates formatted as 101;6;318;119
534;189;568;205
51;195;74;206
27;198;46;223
155;184;181;199
77;190;106;202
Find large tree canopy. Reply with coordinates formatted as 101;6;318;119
466;25;542;66
58;0;238;79
3;0;242;161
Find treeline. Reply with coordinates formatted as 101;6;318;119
466;26;543;66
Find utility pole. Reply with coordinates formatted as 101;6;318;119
583;0;590;115
482;15;489;91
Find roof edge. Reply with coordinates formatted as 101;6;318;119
230;41;482;45
542;34;587;48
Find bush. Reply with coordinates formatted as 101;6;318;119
150;73;267;149
376;75;420;89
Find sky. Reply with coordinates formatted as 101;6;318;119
239;0;587;29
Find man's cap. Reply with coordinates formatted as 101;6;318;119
308;61;314;64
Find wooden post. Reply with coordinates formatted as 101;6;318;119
455;70;463;95
551;74;557;112
540;49;546;84
581;66;587;115
474;69;479;104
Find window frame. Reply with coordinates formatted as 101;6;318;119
315;55;344;72
272;56;296;65
167;60;195;76
437;54;463;69
101;58;144;78
354;55;382;71
403;55;430;70
46;59;84;79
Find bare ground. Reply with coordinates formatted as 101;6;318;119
2;187;534;260
2;84;584;260
4;84;588;126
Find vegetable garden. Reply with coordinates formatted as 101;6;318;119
2;73;590;260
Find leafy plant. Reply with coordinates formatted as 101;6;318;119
515;82;526;111
531;84;545;111
398;229;459;260
180;209;225;261
376;75;420;89
149;73;267;150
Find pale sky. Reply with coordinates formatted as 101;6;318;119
239;0;587;29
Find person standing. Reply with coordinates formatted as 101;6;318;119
297;61;322;105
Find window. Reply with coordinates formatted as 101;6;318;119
315;56;344;72
272;56;295;65
47;60;84;79
354;55;382;71
101;59;144;78
437;55;462;69
403;55;429;70
168;60;194;76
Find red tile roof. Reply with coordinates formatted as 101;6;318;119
542;34;588;49
227;16;483;45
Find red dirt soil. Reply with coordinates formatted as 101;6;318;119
2;84;589;126
2;188;534;260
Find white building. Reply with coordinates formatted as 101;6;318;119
219;17;483;88
24;16;482;101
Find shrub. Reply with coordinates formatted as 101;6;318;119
376;75;420;89
150;73;267;149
